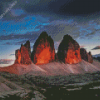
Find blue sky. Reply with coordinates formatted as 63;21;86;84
0;0;100;66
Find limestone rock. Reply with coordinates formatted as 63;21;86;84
80;48;88;62
24;40;31;57
15;41;32;65
31;31;55;64
88;52;93;63
80;48;93;63
57;34;82;64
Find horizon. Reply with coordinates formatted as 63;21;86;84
1;0;100;67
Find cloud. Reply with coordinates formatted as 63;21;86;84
0;19;96;44
0;14;49;36
5;42;12;45
22;0;67;14
91;46;100;50
0;17;98;45
85;31;95;38
0;3;3;15
2;8;26;21
9;54;15;56
0;1;17;19
2;0;100;21
0;32;40;45
10;9;25;16
0;0;27;21
16;0;100;16
0;0;100;27
43;20;80;41
54;41;61;50
3;13;27;21
0;59;14;64
59;0;100;15
21;0;100;16
0;0;14;2
80;45;85;48
0;32;38;41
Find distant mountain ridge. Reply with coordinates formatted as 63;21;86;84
14;31;92;65
93;54;100;58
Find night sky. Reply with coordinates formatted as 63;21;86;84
0;0;100;67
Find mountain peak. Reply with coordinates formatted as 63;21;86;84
31;31;55;65
80;48;93;63
15;41;32;65
57;34;81;64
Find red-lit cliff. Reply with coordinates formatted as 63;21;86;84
31;32;55;64
57;34;82;64
15;40;32;65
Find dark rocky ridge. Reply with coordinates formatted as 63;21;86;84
80;48;88;61
80;48;93;63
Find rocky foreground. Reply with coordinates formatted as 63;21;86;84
0;62;100;100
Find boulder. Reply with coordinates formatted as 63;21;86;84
57;34;82;64
15;41;32;64
31;31;55;64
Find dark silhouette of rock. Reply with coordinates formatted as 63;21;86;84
88;51;93;63
55;53;59;62
80;48;93;63
80;48;88;62
57;34;82;64
31;31;55;64
15;41;32;65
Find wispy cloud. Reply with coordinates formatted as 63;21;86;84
0;1;17;19
80;45;85;48
0;32;39;40
91;46;100;50
9;54;15;56
0;59;14;64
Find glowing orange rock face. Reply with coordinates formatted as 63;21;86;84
35;44;52;64
65;48;81;64
15;41;32;65
31;32;55;64
57;34;82;64
15;50;21;63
